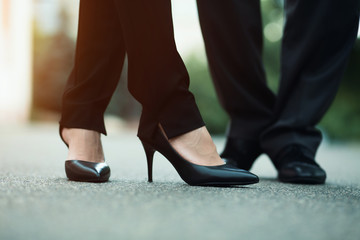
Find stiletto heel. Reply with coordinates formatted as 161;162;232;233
59;126;111;183
139;126;259;186
142;142;155;182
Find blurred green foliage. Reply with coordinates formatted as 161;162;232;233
320;40;360;141
186;56;229;134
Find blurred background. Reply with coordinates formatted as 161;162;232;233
1;0;359;141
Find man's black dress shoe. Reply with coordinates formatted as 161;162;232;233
221;138;262;171
274;145;326;184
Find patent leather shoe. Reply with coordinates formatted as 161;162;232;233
65;160;110;183
274;145;326;184
140;126;259;186
60;127;111;183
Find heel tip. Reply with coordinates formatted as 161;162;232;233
148;179;153;183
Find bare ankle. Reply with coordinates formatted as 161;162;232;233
62;128;105;163
168;126;224;166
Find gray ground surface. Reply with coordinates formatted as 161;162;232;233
1;123;360;240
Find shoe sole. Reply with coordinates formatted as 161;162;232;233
67;177;109;183
278;176;326;184
192;180;259;187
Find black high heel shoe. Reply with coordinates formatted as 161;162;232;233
59;127;110;183
140;127;259;186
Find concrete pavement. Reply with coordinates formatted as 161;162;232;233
1;123;360;240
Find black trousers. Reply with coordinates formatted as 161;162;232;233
197;0;360;159
60;0;204;140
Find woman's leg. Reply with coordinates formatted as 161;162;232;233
60;0;125;162
112;0;223;166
